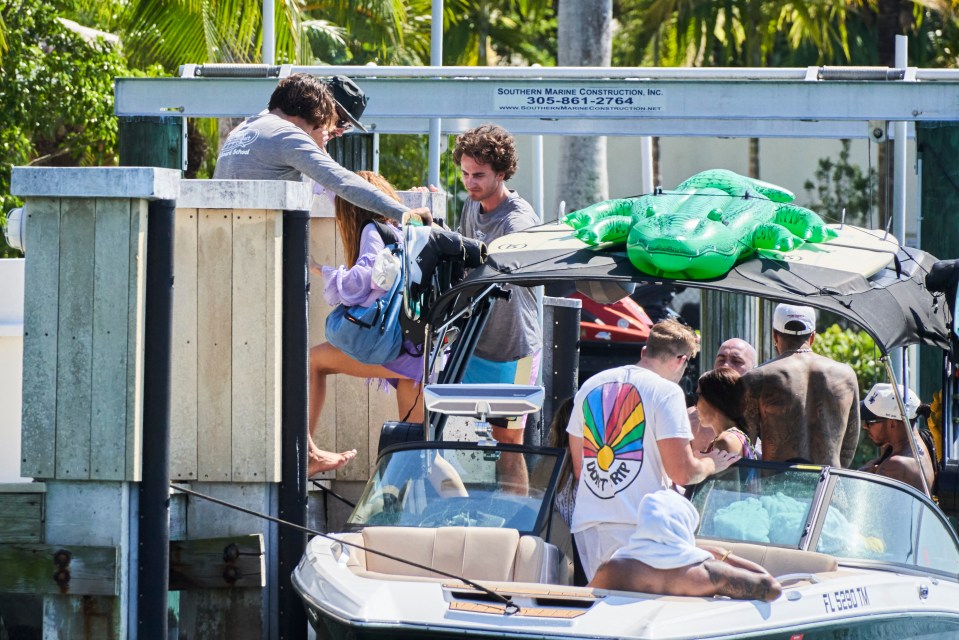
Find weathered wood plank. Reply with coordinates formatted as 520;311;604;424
231;210;269;482
42;595;119;640
265;212;283;482
0;544;118;596
89;198;132;481
335;376;371;481
41;481;133;636
0;493;44;543
125;200;148;482
20;198;61;479
177;589;262;640
172;208;200;481
177;484;269;639
197;209;233;481
308;217;339;480
169;534;264;590
55;198;96;480
700;291;765;367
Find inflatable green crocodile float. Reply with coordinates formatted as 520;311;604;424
563;169;837;279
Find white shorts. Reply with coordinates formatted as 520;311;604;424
573;523;636;582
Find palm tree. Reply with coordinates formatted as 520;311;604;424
555;0;613;214
440;0;555;66
0;12;7;62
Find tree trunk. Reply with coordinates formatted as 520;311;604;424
556;0;612;213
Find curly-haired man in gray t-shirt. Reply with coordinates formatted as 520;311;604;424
454;124;543;448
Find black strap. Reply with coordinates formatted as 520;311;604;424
366;219;399;249
917;427;941;493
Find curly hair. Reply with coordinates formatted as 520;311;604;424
334;171;400;267
268;73;338;131
452;123;518;180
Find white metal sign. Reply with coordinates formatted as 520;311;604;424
493;85;665;115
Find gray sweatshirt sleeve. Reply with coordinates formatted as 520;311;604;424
278;129;409;222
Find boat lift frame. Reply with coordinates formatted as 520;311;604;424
115;63;959;139
114;58;959;455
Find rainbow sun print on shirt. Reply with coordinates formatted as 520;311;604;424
581;382;646;499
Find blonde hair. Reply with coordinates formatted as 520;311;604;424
643;319;700;361
333;171;400;267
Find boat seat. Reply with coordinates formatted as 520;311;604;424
697;539;838;576
337;526;567;584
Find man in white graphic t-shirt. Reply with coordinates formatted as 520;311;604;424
567;319;740;581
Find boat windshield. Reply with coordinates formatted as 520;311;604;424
690;461;959;578
345;443;564;536
690;462;823;547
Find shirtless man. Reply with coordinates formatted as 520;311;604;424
859;383;936;493
589;490;781;601
739;304;860;467
690;338;757;452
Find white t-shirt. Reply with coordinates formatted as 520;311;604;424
566;365;692;534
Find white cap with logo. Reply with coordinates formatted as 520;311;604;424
772;304;816;335
860;383;921;422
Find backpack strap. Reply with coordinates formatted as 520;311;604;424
366;219;399;249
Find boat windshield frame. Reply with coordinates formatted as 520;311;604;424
344;441;567;538
688;459;959;581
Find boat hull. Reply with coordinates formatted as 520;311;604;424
293;536;959;640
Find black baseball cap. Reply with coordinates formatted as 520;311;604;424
327;75;368;133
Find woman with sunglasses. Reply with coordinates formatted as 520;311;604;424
696;368;758;460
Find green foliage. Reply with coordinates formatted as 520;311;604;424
0;0;131;257
377;134;428;194
811;324;882;397
119;0;306;70
802;139;877;227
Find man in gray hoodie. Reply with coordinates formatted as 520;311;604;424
215;73;432;472
214;73;431;226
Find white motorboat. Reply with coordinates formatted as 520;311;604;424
293;223;959;639
294;442;959;639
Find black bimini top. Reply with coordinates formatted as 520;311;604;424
429;223;952;355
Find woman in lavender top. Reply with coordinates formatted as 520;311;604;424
307;171;424;477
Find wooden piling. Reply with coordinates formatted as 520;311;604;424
10;168;174;639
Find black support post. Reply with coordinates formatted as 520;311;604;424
541;296;581;440
278;210;310;639
137;199;176;640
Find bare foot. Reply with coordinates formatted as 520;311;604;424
308;448;357;477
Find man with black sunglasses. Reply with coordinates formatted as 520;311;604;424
215;73;432;227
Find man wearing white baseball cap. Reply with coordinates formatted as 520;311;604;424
740;303;861;467
859;383;938;492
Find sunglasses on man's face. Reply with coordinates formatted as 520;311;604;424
334;109;354;131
